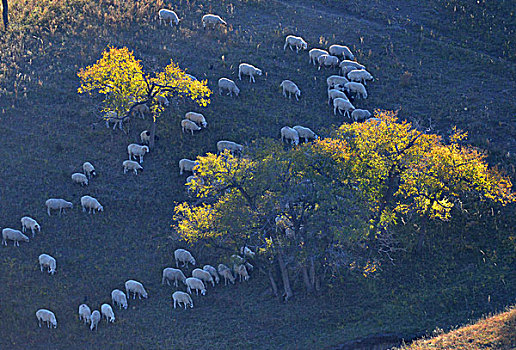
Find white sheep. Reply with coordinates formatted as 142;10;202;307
162;267;187;287
132;104;150;119
78;304;91;324
328;89;348;105
317;54;340;70
192;268;215;287
123;160;143;175
217;140;244;154
174;248;196;267
80;195;104;214
284;35;307;52
45;198;73;216
217;264;235;285
181;119;202;135
159;9;180;27
125;280;148;299
234;264;250;282
329;44;355;60
240;246;256;258
111;289;128;309
127;144;149;163
185;112;208;128
280;80;301;100
339;60;365;70
83;161;96;178
344;82;368;99
185;277;206;295
101;304;115;323
202;14;227;29
179;159;198;175
203;265;220;284
327;75;349;89
90;310;101;331
218;78;240;97
333;98;355;117
293;126;318;142
308;48;329;65
21;216;40;237
347;69;374;85
351;109;372;122
281;126;300;145
340;65;359;76
238;63;262;83
104;111;125;130
172;291;194;309
36;309;57;328
140;130;151;144
71;173;88;186
38;254;56;275
2;228;29;246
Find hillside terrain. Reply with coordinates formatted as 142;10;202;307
0;0;514;349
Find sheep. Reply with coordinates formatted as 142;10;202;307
90;310;101;331
174;248;196;267
71;173;88;186
162;267;187;287
157;95;170;107
203;265;220;284
347;69;374;85
281;126;300;145
101;304;115;323
111;289;128;309
333;98;355;117
80;195;104;214
217;264;235;285
2;228;29;246
217;140;244;154
340;65;359;76
202;14;227;29
238;63;262;83
21;216;40;237
122;160;143;175
317;54;340;70
83;162;96;178
45;198;73;216
240;246;255;258
329;44;355;60
127;144;149;163
339;60;365;71
185;112;207;128
78;304;91;324
234;264;250;282
125;280;148;299
132;104;150;119
280;80;301;100
179;159;198;175
38;254;56;275
293;126;318;142
328;89;348;105
172;291;194;309
181;119;202;135
36;309;57;328
344;82;368;99
185;277;206;295
309;48;329;65
159;9;180;27
327;75;349;89
186;74;198;81
351;109;372;122
218;78;240;97
104;111;125;130
192;268;215;287
284;35;307;52
140;130;151;144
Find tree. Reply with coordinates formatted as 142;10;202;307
2;0;8;30
77;46;211;148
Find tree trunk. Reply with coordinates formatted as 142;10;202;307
267;268;279;298
309;258;319;291
301;263;314;293
278;253;293;301
2;0;8;30
149;119;157;150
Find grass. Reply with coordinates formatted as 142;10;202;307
0;0;514;349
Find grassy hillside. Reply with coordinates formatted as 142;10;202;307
0;0;514;349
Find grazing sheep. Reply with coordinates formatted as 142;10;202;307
172;291;194;309
347;69;374;85
218;78;240;96
327;75;349;89
351;109;372;122
185;112;207;128
203;265;220;284
2;228;29;246
159;9;180;27
238;63;262;83
111;289;128;309
234;264;250;282
192;268;215;287
174;248;196;267
101;304;115;323
36;309;57;328
181;119;202;135
123;160;143;175
317;54;340;70
293;126;318;142
125;280;148;299
38;254;56;275
45;198;73;216
340;65;359;76
80;195;104;214
132;104;150;119
71;173;88;186
127;144;149;163
309;48;329;65
162;267;187;287
157;95;170;107
240;246;256;258
78;304;91;324
179;159;198;175
185;277;206;295
217;140;244;154
329;44;355;60
333;98;355;117
90;310;101;331
284;35;308;52
217;264;235;285
83;162;96;178
21;216;40;237
104;111;125;130
344;82;368;99
202;14;227;29
280;80;301;100
339;60;365;71
328;89;348;105
140;130;151;144
281;126;300;145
